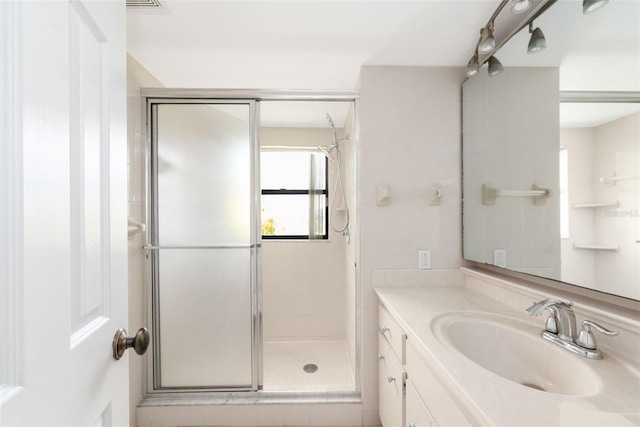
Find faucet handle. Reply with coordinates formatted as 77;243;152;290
576;320;618;350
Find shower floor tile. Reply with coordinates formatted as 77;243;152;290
262;341;355;392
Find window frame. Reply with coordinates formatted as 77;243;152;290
260;150;329;240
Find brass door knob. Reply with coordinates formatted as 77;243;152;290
112;327;150;360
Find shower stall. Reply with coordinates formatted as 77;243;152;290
143;91;359;395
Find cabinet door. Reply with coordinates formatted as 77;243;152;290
406;342;473;427
406;378;436;427
378;333;405;427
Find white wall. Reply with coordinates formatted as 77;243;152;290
126;61;144;427
127;54;163;427
359;66;465;426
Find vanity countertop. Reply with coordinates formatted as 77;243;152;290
374;285;640;427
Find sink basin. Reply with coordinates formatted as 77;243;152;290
432;312;601;395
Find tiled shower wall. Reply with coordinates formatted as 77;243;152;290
260;127;351;342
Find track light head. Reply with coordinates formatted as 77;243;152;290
465;54;480;77
511;0;532;14
527;22;546;54
478;24;496;54
583;0;609;14
488;56;503;77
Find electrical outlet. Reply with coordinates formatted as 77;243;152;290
418;249;431;270
493;249;507;268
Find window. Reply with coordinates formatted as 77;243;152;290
261;149;328;239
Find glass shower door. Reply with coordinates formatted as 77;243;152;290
149;101;259;390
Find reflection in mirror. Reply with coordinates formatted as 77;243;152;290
462;0;639;301
463;68;561;279
560;102;640;299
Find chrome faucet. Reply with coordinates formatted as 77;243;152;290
526;298;577;341
526;298;618;359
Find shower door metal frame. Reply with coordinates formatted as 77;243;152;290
144;98;262;393
141;89;362;398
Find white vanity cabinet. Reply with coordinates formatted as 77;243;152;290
378;303;473;427
378;305;406;427
405;341;473;427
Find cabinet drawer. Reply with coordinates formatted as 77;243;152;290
406;342;473;427
406;378;436;427
379;305;406;363
378;333;405;427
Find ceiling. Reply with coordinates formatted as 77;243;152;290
127;1;498;89
127;0;499;126
127;0;640;128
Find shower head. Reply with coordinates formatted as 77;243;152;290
326;113;336;129
326;112;339;146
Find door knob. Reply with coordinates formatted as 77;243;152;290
112;327;150;360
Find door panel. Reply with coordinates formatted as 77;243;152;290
1;1;128;425
149;101;259;391
158;249;253;387
69;0;110;339
156;104;252;245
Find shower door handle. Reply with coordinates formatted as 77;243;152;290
112;327;150;360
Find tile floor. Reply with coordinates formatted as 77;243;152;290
262;341;355;392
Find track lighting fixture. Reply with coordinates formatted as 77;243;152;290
478;22;496;54
465;54;480;77
583;0;609;14
488;56;503;77
527;22;546;53
510;0;532;14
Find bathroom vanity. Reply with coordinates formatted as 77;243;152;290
375;268;640;427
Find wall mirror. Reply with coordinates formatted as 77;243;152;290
462;1;639;301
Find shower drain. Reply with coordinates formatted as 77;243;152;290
303;363;318;373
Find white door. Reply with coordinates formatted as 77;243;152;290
1;1;130;426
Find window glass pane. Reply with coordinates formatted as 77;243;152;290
261;151;326;190
308;189;327;239
261;194;310;236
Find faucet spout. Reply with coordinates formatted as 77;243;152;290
525;298;572;316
